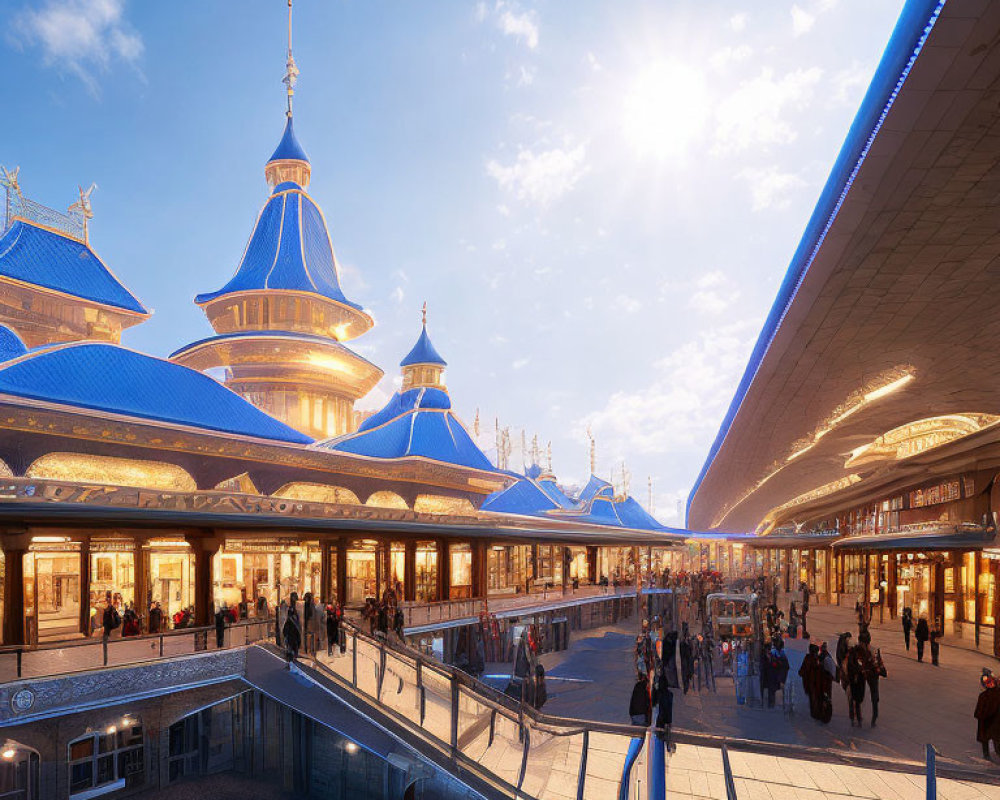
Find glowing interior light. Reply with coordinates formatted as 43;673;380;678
344;741;358;754
107;726;116;735
863;373;914;403
1;749;15;760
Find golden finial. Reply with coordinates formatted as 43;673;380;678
68;183;97;243
521;429;527;471
1;166;21;231
282;0;299;118
474;408;480;438
422;301;427;327
547;441;552;473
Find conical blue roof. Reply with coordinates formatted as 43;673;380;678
195;188;361;309
0;325;27;362
400;324;446;367
269;117;309;163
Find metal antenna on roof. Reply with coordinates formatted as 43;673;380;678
282;0;299;118
422;301;427;327
0;166;21;232
520;429;527;472
547;441;552;473
586;425;596;475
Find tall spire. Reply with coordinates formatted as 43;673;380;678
282;0;299;118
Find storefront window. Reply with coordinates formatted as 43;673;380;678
26;544;82;643
980;560;996;626
815;551;827;597
90;544;135;614
148;543;194;625
450;544;472;598
896;557;932;618
415;542;437;602
346;541;377;605
215;541;323;612
389;543;405;597
568;547;588;583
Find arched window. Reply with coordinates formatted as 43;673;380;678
68;717;144;798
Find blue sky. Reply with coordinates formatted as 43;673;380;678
2;0;906;525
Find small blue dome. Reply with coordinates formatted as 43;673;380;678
400;325;446;367
525;463;542;480
0;326;27;362
268;117;309;164
273;181;302;193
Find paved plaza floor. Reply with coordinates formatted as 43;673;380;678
538;602;1000;771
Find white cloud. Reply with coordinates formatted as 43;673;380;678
831;63;870;106
729;13;748;32
512;358;530;369
496;3;539;49
486;143;589;208
587;51;602;72
688;271;741;314
391;286;405;304
613;294;641;314
14;0;143;94
713;67;822;154
577;321;759;457
791;5;815;36
738;166;808;211
709;44;753;73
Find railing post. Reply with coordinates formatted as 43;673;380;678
721;743;737;800
576;728;589;800
416;659;425;725
450;675;459;755
16;649;21;679
102;639;108;667
352;632;358;687
926;744;936;799
159;635;163;658
377;642;385;699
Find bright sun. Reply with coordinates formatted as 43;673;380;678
621;61;710;161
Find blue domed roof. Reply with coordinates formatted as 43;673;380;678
194;188;362;310
268;117;309;164
400;325;446;367
315;386;494;471
0;219;148;315
0;326;27;362
0;342;312;444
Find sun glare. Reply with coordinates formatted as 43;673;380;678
621;61;710;161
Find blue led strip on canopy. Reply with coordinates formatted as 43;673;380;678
686;0;947;526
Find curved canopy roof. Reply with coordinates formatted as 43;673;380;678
400;324;446;367
268;117;309;164
316;386;494;471
687;0;1000;532
0;342;312;444
0;219;148;315
195;188;361;311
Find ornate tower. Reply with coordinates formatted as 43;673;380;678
171;2;382;440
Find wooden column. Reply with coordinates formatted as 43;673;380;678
320;542;331;604
975;551;983;646
2;543;26;646
562;547;570;595
991;558;1000;659
437;539;450;601
78;538;91;636
133;538;149;624
404;541;416;602
887;556;898;619
586;546;598;584
335;538;347;607
192;536;221;627
471;541;487;600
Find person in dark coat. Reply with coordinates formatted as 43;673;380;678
148;601;162;634
302;592;314;654
376;603;389;641
661;630;680;689
215;604;229;648
901;607;913;651
282;606;302;668
629;673;651;726
915;617;930;662
858;631;887;727
975;672;1000;759
817;642;836;724
930;628;941;666
846;640;872;726
800;583;810;639
653;677;673;748
798;644;820;719
679;635;694;694
762;647;788;708
325;603;341;657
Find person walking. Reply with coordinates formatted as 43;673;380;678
975;670;1000;760
799;644;820;719
653;668;673;749
629;670;652;726
818;642;836;724
282;605;302;668
101;593;120;642
215;604;228;649
148;601;162;634
915;616;930;662
325;602;341;657
762;646;788;708
901;607;913;651
930;628;941;666
679;635;694;695
858;631;887;727
788;602;800;639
